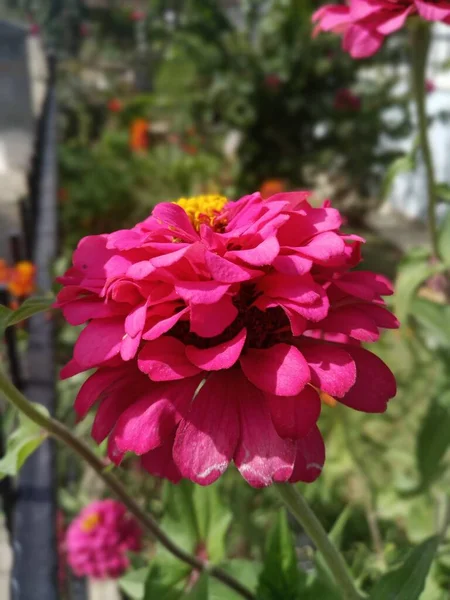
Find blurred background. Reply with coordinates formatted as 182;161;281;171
1;1;450;600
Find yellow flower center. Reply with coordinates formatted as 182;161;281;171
80;512;100;533
174;195;228;230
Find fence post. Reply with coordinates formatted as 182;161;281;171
11;54;59;600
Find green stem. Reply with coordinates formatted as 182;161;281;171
410;21;440;260
276;484;364;600
0;367;254;600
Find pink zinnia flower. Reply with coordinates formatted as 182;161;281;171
313;1;450;58
56;192;398;488
66;500;142;579
334;88;361;111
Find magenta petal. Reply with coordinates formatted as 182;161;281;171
141;434;182;484
266;386;321;439
173;372;240;485
226;236;280;267
189;296;238;338
74;368;122;418
74;318;124;369
112;377;200;454
240;344;310;396
142;307;189;341
151;203;198;240
60;358;85;380
289;426;325;483
415;0;450;22
343;24;384;59
92;390;135;444
205;251;261;283
186;329;246;370
301;344;356;398
138;337;201;381
121;302;148;361
175;281;230;305
319;307;380;342
298;232;345;262
273;254;313;276
234;374;295;487
339;346;396;413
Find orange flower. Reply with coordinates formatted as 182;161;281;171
260;179;286;199
8;261;36;298
129;119;149;152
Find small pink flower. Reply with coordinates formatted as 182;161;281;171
313;0;450;58
425;79;436;94
56;192;398;488
334;88;361;111
66;500;142;579
29;23;40;36
131;10;146;22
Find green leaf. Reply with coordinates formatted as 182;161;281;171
193;485;232;562
0;305;12;336
144;563;183;600
411;298;450;347
370;536;439;600
161;481;232;563
257;509;305;600
119;566;149;600
5;295;54;327
382;153;416;199
0;406;50;479
435;182;450;203
394;252;444;322
210;560;261;600
416;391;450;488
185;574;209;599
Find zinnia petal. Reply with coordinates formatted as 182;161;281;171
173;372;240;485
240;344;310;396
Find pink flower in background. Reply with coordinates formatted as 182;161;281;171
56;191;398;488
334;88;361;111
313;1;450;58
264;73;282;91
66;500;142;579
425;78;436;94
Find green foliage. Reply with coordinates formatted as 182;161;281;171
162;480;232;563
119;567;149;600
257;509;305;600
382;152;416;199
416;390;450;489
3;296;55;329
157;0;409;194
370;537;439;600
394;249;442;322
0;407;49;479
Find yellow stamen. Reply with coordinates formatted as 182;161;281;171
80;512;100;533
319;391;337;407
174;195;228;230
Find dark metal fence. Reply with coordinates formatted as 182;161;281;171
0;53;59;600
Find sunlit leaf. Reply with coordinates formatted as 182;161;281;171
0;406;50;479
370;536;439;600
119;567;149;600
